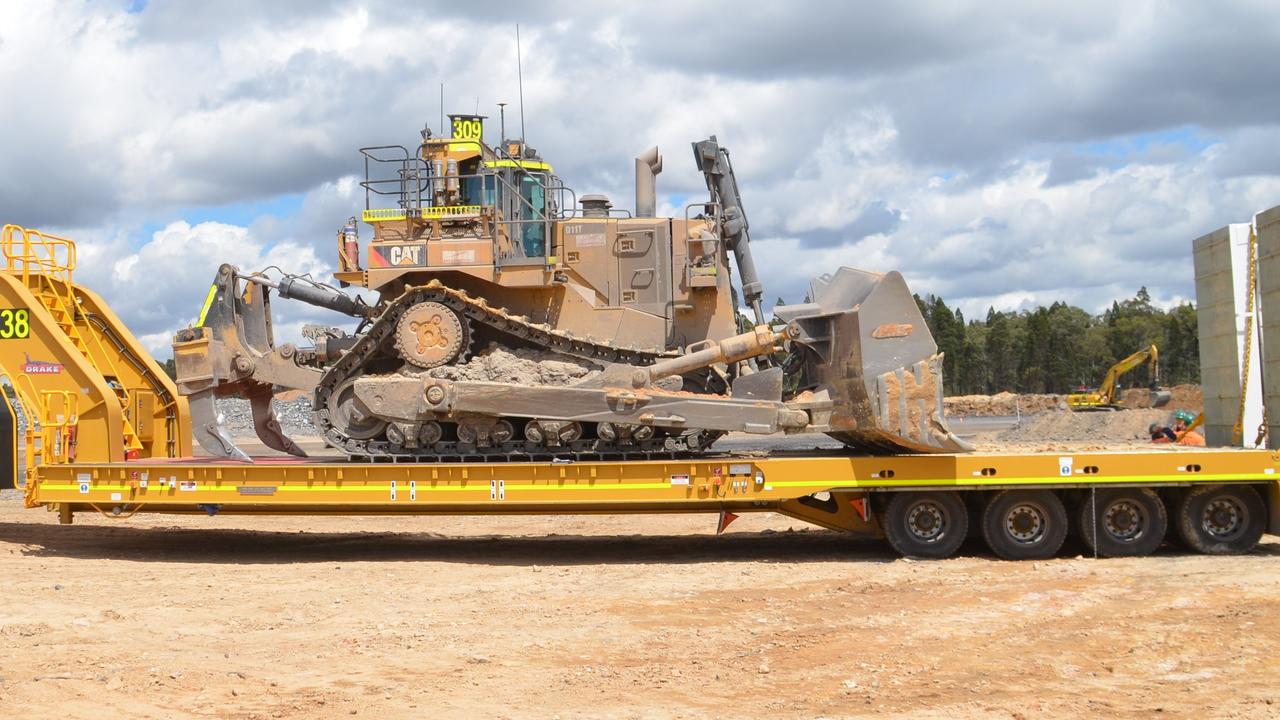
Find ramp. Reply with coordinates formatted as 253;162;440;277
0;225;190;463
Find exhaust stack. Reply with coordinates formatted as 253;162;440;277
635;146;662;217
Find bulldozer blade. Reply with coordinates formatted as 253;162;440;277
247;387;308;458
776;267;973;454
1150;389;1173;408
188;390;252;463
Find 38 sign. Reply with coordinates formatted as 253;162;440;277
0;308;29;339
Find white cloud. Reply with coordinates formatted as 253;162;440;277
3;0;1280;361
76;220;337;355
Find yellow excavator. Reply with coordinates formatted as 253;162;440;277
1067;344;1172;411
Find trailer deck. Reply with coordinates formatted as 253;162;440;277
22;447;1279;560
4;223;1277;560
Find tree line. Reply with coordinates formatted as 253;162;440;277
913;287;1199;396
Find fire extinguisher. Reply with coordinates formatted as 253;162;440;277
342;217;361;270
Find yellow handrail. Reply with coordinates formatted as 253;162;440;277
2;224;141;452
1;224;76;285
7;370;79;467
362;205;484;223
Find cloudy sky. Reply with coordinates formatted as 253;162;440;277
4;1;1280;356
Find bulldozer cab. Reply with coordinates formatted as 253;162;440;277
347;114;572;288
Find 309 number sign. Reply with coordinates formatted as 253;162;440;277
450;115;484;141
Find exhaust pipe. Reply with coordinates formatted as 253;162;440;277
635;146;662;217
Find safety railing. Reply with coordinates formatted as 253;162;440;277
362;206;486;223
1;370;78;489
356;141;582;266
1;224;76;285
2;224;142;452
10;372;78;467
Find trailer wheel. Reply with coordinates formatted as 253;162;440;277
882;491;968;559
1078;487;1166;557
981;490;1068;560
1174;485;1265;555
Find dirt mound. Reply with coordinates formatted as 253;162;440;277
426;344;601;385
948;384;1203;417
996;407;1173;444
945;392;1066;416
1121;383;1203;412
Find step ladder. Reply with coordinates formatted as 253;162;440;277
1;225;143;454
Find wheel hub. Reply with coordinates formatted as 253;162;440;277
1005;503;1045;542
1202;498;1244;539
906;502;946;542
1103;500;1145;541
397;301;466;369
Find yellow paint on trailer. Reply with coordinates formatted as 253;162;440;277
29;449;1280;520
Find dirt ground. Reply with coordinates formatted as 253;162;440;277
2;386;1270;718
944;383;1203;417
1;494;1277;719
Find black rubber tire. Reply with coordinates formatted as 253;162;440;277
1174;484;1266;555
981;490;1069;560
1078;487;1167;558
881;491;968;559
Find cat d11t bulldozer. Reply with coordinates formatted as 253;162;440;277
172;114;971;461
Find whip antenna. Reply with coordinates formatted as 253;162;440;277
517;24;526;142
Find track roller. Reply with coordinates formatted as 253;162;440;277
1078;487;1167;557
980;490;1068;560
880;491;968;559
327;379;387;441
419;421;444;446
1173;485;1266;555
457;418;514;447
524;420;583;447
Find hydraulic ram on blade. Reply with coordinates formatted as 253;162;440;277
236;272;372;318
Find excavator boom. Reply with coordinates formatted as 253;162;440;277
1068;344;1171;410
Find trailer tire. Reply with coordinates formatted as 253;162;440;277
1174;485;1265;555
981;490;1068;560
1078;487;1166;558
882;491;968;559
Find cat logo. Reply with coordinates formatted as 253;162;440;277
388;245;424;266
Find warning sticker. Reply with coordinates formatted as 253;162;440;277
670;474;690;486
575;232;607;248
179;481;198;492
442;249;477;265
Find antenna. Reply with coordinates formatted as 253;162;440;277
498;102;508;149
516;24;526;142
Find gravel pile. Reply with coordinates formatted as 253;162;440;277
996;407;1173;444
945;392;1067;416
217;397;316;438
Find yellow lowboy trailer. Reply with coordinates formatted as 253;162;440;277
3;223;1278;560
25;448;1280;561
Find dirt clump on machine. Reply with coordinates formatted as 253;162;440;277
424;345;601;386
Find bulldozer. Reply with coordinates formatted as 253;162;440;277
172;114;971;461
1067;344;1173;411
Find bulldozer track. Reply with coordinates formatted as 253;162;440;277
312;281;724;460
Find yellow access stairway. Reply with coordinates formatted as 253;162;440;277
0;224;190;464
